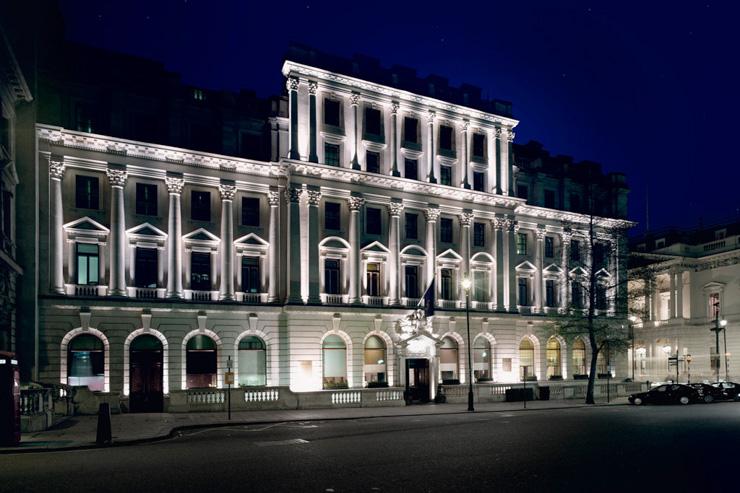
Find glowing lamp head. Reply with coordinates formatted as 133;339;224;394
720;319;728;328
461;278;472;291
628;315;637;323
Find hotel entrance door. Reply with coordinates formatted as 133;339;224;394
405;358;430;403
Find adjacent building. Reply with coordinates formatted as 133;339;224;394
22;45;631;410
629;221;740;383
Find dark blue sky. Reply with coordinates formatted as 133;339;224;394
58;0;740;233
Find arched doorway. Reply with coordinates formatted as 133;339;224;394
572;339;587;377
519;339;535;381
68;334;105;391
363;335;387;387
440;337;459;383
129;334;164;412
546;337;562;379
322;335;347;389
186;335;217;388
473;338;492;382
238;336;266;386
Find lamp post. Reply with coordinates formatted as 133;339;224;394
686;354;692;384
628;315;637;382
710;302;727;382
723;323;730;381
461;277;474;412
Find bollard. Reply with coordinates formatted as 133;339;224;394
96;402;112;446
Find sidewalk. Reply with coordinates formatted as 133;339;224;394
1;399;626;453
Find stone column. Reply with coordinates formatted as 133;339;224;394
49;157;66;294
287;187;303;303
504;127;515;195
461;120;471;189
492;217;502;310
348;195;365;304
388;200;404;305
165;176;184;298
218;183;236;301
676;269;684;319
287;77;300;160
267;190;280;302
390;101;400;177
306;188;322;304
506;216;518;312
308;81;319;163
487;129;497;194
494;127;503;195
668;268;676;319
425;207;440;288
534;226;545;313
560;228;572;310
107;168;128;296
350;93;361;170
427;111;437;183
458;209;473;306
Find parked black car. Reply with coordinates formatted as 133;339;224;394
628;384;699;405
689;383;725;403
712;382;740;401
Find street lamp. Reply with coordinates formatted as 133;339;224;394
461;276;474;412
628;315;637;382
710;301;726;382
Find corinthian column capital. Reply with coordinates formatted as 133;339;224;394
165;176;185;194
49;158;65;180
106;168;128;188
219;184;237;201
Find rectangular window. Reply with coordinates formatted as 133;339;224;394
191;191;211;222
366;263;381;297
472;134;486;160
404;159;418;180
75;175;99;210
441;269;453;300
596;285;607;310
516;233;527;255
366;207;381;235
709;292;720;319
544;189;556;209
518;278;529;306
473;271;488;302
325;202;341;231
324;143;340;166
324;99;341;127
403;117;418;145
473;222;485;247
242;256;260;293
365;151;380;173
405;213;418;240
545;280;556;307
135;183;158;216
473;172;485;192
571;240;581;261
517;185;529;200
75;102;94;133
241;197;260;226
439;125;453;151
404;265;419;299
545;236;554;258
76;243;99;285
325;259;341;295
570;193;581;213
440;166;452;186
135;248;158;288
364;107;382;137
440;217;453;243
572;283;583;309
1;189;10;236
594;243;606;269
191;252;211;291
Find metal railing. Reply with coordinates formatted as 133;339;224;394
190;290;213;302
365;296;384;306
242;292;261;304
135;287;159;299
324;294;344;305
74;284;100;296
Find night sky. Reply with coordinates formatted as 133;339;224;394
58;0;740;234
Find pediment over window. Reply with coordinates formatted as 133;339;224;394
515;260;537;272
401;245;427;257
126;222;167;239
361;241;390;253
543;263;563;274
64;217;110;234
319;236;350;250
183;228;220;243
595;268;612;278
234;232;269;247
703;281;725;292
569;266;588;277
437;249;462;261
470;252;494;264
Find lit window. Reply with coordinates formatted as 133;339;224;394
68;334;105;391
238;336;266;387
516;233;527;255
366;263;381;297
76;243;99;286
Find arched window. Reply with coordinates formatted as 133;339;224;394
363;336;387;386
439;337;459;383
238;336;266;387
519;339;535;381
322;335;347;389
473;338;492;382
572;339;587;376
546;338;562;379
68;334;105;391
186;335;217;388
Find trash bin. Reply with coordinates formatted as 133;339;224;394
0;352;21;446
539;386;550;401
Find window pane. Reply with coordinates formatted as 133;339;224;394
440;166;452;186
366;151;380;173
366;208;381;235
405;213;417;239
404;159;418;180
191;191;211;222
325;202;341;230
324;143;340;166
242;197;260;226
324;99;340;127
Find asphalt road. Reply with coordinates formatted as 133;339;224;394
2;403;740;493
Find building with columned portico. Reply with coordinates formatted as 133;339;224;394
22;47;632;411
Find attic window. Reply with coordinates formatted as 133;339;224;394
193;89;205;101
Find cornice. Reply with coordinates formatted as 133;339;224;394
515;203;635;231
0;31;33;104
282;61;519;129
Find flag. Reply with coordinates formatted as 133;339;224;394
418;278;435;318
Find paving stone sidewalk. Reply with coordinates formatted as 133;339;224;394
1;399;627;453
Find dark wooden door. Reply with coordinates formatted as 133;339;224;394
405;358;430;403
130;348;163;413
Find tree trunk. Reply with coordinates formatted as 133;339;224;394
586;345;599;404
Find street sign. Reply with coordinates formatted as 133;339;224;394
224;372;235;385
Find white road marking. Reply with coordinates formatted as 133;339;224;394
255;438;309;447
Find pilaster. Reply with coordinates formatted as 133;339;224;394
218;182;236;301
348;195;365;304
287;77;300;160
388;200;404;305
165;175;184;298
49;157;65;294
107;167;128;296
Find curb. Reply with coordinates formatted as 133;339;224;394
0;401;627;454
